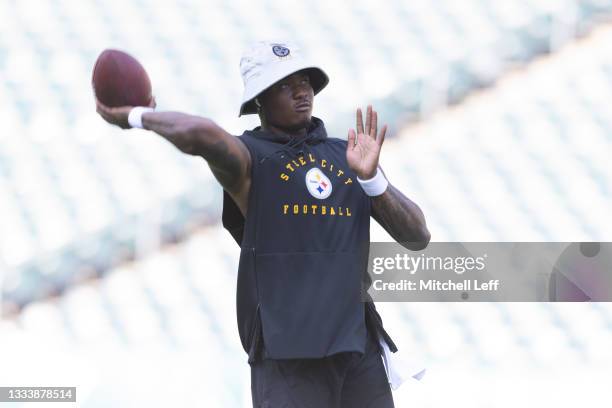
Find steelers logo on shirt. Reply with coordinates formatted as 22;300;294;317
305;167;332;199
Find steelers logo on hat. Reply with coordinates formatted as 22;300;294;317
305;167;332;199
272;45;290;57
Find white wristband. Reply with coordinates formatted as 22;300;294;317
128;107;155;129
357;168;388;196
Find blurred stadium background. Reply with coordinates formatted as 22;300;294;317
1;0;612;406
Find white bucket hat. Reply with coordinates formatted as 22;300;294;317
238;41;329;116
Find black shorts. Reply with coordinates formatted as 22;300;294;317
250;329;394;408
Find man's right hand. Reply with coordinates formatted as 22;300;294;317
95;97;156;129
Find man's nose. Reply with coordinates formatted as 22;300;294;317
292;84;309;99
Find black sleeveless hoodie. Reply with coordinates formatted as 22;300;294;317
222;116;397;363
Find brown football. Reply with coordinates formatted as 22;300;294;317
92;49;152;107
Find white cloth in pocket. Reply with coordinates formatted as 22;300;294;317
379;337;426;390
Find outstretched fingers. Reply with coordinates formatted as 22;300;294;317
371;110;378;138
377;124;387;146
356;108;364;135
365;105;372;136
347;128;357;149
355;105;385;143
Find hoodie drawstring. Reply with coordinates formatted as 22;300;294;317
259;132;318;164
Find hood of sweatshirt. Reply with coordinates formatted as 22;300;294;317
243;116;329;164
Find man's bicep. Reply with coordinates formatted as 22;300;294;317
204;130;252;192
206;135;252;216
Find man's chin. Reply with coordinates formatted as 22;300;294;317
287;116;312;131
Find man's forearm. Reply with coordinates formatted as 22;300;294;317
371;183;430;250
142;111;214;156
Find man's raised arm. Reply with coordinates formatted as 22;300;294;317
95;100;251;215
347;105;430;251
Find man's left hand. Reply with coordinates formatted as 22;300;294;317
347;105;387;180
